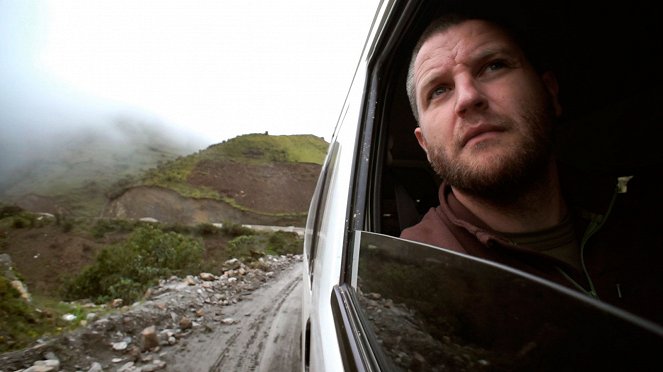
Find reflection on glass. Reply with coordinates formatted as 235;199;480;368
354;232;662;371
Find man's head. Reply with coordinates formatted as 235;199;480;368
407;15;562;200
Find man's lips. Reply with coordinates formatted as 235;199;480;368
461;125;504;147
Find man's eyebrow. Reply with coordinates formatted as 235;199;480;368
416;68;447;103
471;44;521;63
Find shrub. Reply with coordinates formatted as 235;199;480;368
220;221;255;237
62;224;203;304
61;221;74;233
11;216;32;229
227;231;303;262
266;231;302;256
0;205;23;219
227;235;264;262
90;219;137;238
0;276;39;352
195;223;219;236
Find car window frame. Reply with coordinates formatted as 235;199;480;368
328;0;663;369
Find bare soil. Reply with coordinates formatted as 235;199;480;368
0;157;318;370
0;253;303;372
102;160;320;227
0;224;232;299
1;158;319;298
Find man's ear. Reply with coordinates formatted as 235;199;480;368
414;127;431;162
542;71;562;117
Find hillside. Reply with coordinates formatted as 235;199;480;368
0;118;201;218
102;133;328;227
0;132;328;355
2;131;328;226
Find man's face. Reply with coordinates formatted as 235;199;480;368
413;20;561;198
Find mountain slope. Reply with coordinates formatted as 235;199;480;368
0;119;201;217
102;133;328;226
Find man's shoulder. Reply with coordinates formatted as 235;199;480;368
400;206;464;252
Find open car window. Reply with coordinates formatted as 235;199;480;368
327;0;663;370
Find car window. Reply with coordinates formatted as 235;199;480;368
304;141;338;282
335;231;663;371
317;1;663;371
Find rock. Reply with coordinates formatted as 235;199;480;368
87;362;103;372
142;359;167;371
10;279;32;303
141;325;160;351
0;254;302;370
222;258;242;271
179;316;192;330
112;341;128;351
117;361;135;372
62;313;77;321
24;358;60;372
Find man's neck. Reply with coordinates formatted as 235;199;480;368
452;163;567;234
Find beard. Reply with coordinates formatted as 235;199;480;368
427;106;555;203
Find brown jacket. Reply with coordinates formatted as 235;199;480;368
400;170;663;326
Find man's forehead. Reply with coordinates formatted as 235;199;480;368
414;20;518;80
416;20;512;64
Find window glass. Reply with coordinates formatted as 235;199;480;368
352;231;663;371
304;141;338;280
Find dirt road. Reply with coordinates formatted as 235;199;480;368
165;262;303;372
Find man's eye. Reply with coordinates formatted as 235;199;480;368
485;60;507;72
430;86;449;99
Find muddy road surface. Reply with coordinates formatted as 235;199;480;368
0;257;303;372
165;262;303;372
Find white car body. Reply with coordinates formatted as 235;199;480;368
301;0;663;371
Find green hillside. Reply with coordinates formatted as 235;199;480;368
208;133;329;163
137;133;329;200
1;127;329;219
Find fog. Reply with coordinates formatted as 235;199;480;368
1;0;379;196
0;65;206;191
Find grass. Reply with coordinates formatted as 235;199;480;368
61;224;205;305
0;278;109;353
139;133;327;201
0;210;304;353
206;133;328;164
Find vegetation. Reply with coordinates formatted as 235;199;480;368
207;133;328;164
0;275;46;352
0;205;54;230
0;133;320;352
0;272;109;353
0;133;327;220
139;133;328;201
0;212;304;352
141;153;220;199
226;230;301;262
61;224;204;305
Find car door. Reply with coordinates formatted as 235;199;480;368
304;0;663;370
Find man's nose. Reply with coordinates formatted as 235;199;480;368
454;76;486;116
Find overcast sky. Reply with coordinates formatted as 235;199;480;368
0;0;380;149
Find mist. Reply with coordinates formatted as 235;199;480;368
1;0;379;199
0;66;209;192
0;1;214;196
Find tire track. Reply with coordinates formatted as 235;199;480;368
208;263;302;371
